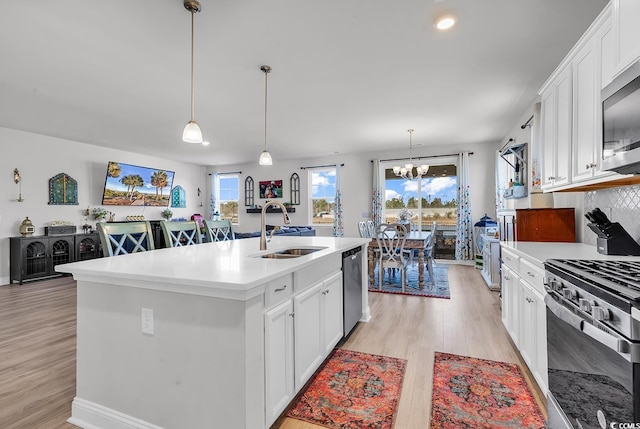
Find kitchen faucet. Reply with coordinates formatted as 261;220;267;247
260;200;291;250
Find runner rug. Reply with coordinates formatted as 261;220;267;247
370;263;450;299
286;348;407;429
430;352;545;429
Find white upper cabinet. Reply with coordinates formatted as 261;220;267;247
613;0;640;76
540;65;572;191
539;4;626;191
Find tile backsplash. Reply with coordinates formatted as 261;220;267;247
584;184;640;245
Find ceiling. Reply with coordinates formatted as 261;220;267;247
0;0;608;166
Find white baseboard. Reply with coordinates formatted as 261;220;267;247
68;397;164;429
0;276;10;286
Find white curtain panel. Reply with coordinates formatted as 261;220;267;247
371;159;382;226
332;165;344;237
455;152;473;260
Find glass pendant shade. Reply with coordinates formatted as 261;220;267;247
259;150;273;166
183;120;203;143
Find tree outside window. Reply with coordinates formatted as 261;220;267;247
308;167;336;225
219;174;239;224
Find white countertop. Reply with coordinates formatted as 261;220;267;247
501;241;640;267
57;236;370;300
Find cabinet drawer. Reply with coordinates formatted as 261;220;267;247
519;258;545;293
501;248;520;271
265;274;293;309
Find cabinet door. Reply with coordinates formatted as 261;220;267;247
613;0;640;75
532;290;548;394
555;66;572;188
49;236;75;272
501;266;512;328
540;87;556;190
519;280;536;369
264;300;295;426
322;272;343;355
22;239;49;281
293;281;324;391
508;270;522;347
572;40;598;183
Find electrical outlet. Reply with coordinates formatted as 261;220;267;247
141;308;154;335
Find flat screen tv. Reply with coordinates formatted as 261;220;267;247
101;161;175;207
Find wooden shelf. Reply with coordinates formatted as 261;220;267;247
246;207;295;214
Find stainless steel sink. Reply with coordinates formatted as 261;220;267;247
258;247;327;259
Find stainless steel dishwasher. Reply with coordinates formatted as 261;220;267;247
342;246;363;337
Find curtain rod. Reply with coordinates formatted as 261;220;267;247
300;163;344;170
208;171;242;175
377;152;473;163
521;115;534;129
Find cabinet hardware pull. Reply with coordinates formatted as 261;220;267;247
289;312;295;317
274;285;287;292
590;163;597;168
505;276;511;281
586;164;591;169
527;271;535;277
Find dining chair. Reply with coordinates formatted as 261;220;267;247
366;220;376;238
97;221;155;257
375;223;409;292
424;221;438;288
358;221;369;238
161;220;202;247
204;219;235;242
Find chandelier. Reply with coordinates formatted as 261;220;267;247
182;0;204;144
392;129;429;180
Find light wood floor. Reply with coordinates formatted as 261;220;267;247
0;265;545;429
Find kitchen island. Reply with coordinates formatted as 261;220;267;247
57;236;370;429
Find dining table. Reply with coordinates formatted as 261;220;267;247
367;230;431;290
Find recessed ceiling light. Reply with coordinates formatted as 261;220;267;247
435;14;456;30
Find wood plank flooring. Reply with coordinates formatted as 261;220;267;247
0;265;545;429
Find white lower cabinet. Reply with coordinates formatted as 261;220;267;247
294;281;325;390
500;247;548;395
264;268;344;427
264;299;295;425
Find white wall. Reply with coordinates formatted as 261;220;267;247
209;140;498;239
0;127;207;284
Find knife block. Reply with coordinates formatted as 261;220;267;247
588;222;640;256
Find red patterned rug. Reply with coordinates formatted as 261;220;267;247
286;348;407;429
430;352;545;429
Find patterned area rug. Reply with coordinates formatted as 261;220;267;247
286;349;407;429
370;263;450;299
430;352;545;429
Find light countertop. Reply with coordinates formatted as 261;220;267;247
57;236;370;300
501;241;640;268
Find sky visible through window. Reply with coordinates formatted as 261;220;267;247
310;168;336;224
385;176;457;207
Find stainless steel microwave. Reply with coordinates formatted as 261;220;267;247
601;60;640;174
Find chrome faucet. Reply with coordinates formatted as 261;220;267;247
260;200;291;250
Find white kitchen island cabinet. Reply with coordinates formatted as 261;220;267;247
57;236;370;429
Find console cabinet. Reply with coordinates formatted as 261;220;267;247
10;233;103;284
10;235;75;284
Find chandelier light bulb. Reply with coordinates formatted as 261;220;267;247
393;166;401;174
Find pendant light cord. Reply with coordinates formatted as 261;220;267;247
408;129;413;162
190;10;195;122
263;67;270;150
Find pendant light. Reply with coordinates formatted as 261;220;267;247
182;0;203;144
259;65;273;165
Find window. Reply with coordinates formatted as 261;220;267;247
381;158;457;259
308;167;336;225
218;174;239;224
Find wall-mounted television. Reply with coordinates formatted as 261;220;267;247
101;161;175;207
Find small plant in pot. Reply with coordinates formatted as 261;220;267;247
161;208;173;220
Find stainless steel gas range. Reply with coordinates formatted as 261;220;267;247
544;259;640;429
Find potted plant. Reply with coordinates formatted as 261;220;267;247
161;208;173;220
397;208;413;222
91;207;108;221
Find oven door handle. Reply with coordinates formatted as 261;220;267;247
546;293;639;361
545;294;583;331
